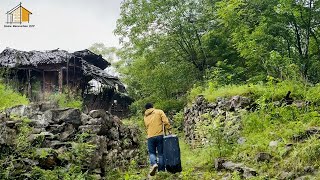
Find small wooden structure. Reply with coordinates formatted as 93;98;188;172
0;48;132;117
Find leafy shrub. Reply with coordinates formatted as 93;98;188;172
48;92;83;109
172;110;184;130
154;99;185;113
306;83;320;104
0;83;29;110
188;80;307;103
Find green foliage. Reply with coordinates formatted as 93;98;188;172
123;160;141;180
0;82;29;110
189;80;307;103
30;165;96;180
114;138;220;179
306;83;320;104
122;116;149;166
115;0;320;117
283;137;320;173
89;43;117;64
16;122;32;152
172;110;184;129
49;92;82;109
182;79;320;178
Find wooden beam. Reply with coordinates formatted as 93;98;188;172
58;68;63;93
17;67;42;72
42;70;45;93
73;57;76;87
28;69;32;98
67;59;69;88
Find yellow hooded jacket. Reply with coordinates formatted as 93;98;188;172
144;108;171;138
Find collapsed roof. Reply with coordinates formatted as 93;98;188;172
0;48;122;90
0;48;110;69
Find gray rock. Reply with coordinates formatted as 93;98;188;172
221;161;257;178
279;171;294;179
269;141;278;147
0;123;17;145
79;125;108;135
5;120;22;128
59;124;76;141
0;112;8;122
46;123;66;134
292;127;320;142
222;161;243;171
89;109;108;119
237;137;246;145
28;131;56;144
214;158;226;170
5;105;32;117
109;127;119;140
256;152;272;162
81;113;91;125
242;166;258;178
49;108;81;126
87;118;104;125
47;141;72;149
303;166;314;173
37;101;58;112
285;143;294;151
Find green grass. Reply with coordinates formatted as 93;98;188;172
183;80;320;178
115;139;221;180
48;93;82;109
0;83;29;110
189;80;308;103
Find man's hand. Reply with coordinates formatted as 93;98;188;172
168;130;172;135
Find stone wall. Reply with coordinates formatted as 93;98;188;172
183;95;252;146
0;102;140;179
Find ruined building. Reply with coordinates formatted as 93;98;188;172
0;48;132;117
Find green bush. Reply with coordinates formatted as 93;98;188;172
188;80;307;103
48;93;83;109
0;83;29;110
306;83;320;104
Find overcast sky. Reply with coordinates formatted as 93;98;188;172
0;0;122;52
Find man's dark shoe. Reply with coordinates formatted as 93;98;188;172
149;164;158;176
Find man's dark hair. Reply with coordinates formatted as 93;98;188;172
145;103;153;109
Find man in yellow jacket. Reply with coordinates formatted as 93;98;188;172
144;103;172;176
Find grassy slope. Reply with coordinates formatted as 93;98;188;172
3;79;320;179
0;83;29;110
122;80;320;179
187;80;320;179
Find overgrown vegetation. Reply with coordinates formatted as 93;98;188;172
188;79;309;103
0;82;29;110
0;120;98;180
48;91;83;109
115;0;320;114
3;0;320;178
118;80;320;179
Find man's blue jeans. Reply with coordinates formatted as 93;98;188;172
147;135;165;171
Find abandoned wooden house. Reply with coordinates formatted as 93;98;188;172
0;48;133;117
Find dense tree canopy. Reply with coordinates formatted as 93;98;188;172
115;0;320;112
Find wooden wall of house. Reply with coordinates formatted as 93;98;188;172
83;88;132;118
2;62;85;100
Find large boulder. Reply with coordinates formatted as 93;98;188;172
0;121;18;146
216;160;258;179
44;108;81;127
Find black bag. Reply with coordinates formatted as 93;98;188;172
163;134;182;173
